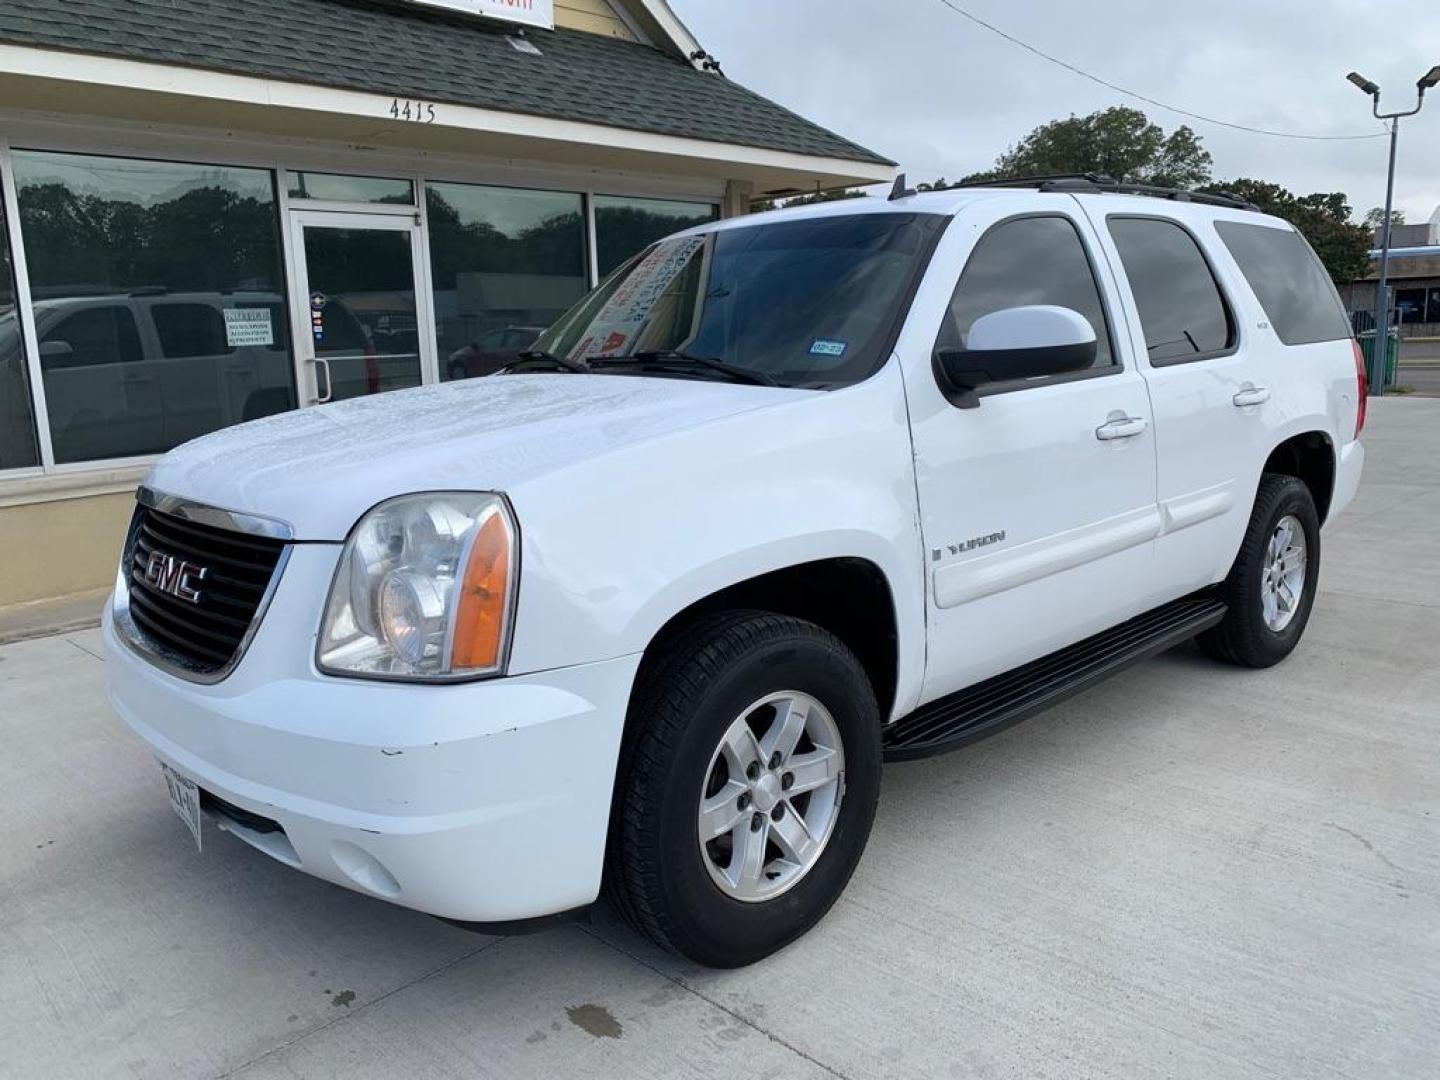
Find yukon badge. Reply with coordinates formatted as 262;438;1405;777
142;550;209;605
932;531;1007;562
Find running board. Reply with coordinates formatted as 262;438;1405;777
882;594;1227;762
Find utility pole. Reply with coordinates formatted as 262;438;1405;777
1348;66;1440;395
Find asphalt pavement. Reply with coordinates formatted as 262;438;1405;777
2;400;1437;1080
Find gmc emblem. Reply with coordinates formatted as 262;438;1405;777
142;550;208;605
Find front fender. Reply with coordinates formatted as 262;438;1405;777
504;362;927;718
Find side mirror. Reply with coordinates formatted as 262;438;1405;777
39;339;74;361
934;305;1097;408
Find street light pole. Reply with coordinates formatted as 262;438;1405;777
1348;67;1440;396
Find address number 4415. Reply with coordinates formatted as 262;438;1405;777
389;99;436;124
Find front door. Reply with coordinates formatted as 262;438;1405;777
290;212;431;404
904;204;1161;702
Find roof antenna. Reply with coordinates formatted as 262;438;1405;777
888;172;914;201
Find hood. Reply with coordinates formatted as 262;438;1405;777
145;374;798;539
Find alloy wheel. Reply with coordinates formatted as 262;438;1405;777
1261;513;1308;632
696;691;845;902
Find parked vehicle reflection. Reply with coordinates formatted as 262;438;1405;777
20;290;295;463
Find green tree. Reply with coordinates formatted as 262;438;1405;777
17;181;283;294
751;187;865;212
1363;206;1405;230
1199;179;1372;282
963;106;1213;188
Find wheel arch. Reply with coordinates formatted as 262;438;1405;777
628;556;902;725
1261;430;1336;524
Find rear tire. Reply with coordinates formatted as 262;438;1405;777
605;610;881;968
1199;474;1320;668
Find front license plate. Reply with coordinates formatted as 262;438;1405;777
160;761;203;852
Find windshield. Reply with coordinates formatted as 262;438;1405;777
534;212;944;389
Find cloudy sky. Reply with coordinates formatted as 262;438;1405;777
672;0;1440;226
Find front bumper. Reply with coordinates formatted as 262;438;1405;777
102;544;641;923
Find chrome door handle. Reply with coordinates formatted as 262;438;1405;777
313;357;333;404
1233;386;1271;407
1095;416;1148;440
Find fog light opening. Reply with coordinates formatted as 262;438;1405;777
330;840;402;897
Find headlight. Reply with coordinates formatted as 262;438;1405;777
318;492;516;681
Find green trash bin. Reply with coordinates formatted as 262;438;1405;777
1358;330;1399;389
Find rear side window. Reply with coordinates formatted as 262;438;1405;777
1214;221;1352;346
153;304;228;359
1108;217;1233;364
939;215;1114;369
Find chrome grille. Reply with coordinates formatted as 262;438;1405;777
121;501;287;678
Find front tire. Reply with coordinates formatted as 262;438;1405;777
1199;474;1321;668
605;611;881;968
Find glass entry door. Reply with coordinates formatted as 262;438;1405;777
290;211;432;404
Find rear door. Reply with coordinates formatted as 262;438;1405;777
1083;206;1270;592
905;201;1161;701
144;298;227;446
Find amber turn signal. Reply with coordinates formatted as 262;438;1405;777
451;508;514;672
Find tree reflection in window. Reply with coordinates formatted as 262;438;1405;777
12;151;296;463
426;182;588;381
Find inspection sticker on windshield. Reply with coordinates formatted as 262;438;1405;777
809;339;847;357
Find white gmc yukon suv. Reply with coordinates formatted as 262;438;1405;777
105;178;1367;967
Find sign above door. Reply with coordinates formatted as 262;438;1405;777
409;0;555;31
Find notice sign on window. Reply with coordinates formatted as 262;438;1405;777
409;0;554;30
571;235;706;360
223;308;274;348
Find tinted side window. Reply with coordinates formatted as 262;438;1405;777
41;307;144;369
1105;217;1232;365
1214;221;1352;346
939;216;1114;369
1108;218;1233;363
153;303;228;358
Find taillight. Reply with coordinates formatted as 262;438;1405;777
1352;339;1368;438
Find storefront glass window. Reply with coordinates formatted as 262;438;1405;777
12;151;296;464
287;171;415;205
593;195;717;278
0;197;41;470
426;181;587;380
1395;287;1428;325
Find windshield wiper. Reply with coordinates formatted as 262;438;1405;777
590;350;776;387
496;350;590;374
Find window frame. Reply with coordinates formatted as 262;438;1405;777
1105;212;1240;369
932;211;1125;402
0;136;47;477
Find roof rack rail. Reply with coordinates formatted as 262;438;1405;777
952;173;1260;212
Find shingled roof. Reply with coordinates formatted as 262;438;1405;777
0;0;893;166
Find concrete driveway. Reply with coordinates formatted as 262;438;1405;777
3;400;1438;1080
